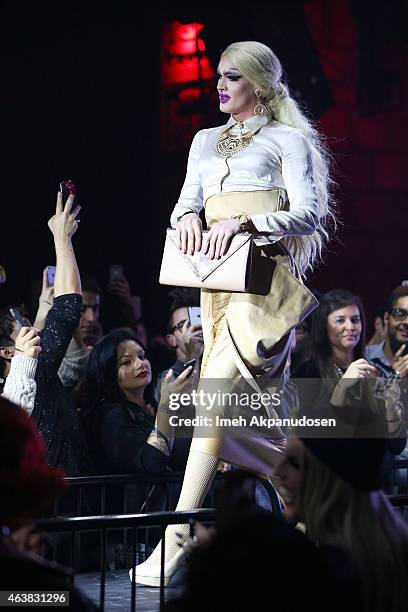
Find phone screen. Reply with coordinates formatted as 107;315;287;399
109;265;124;282
188;306;201;327
60;180;80;223
60;180;78;205
9;308;27;331
47;266;56;286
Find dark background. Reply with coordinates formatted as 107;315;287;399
1;0;407;336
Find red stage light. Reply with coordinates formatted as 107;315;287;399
161;21;214;85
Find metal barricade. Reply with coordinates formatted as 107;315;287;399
36;509;216;612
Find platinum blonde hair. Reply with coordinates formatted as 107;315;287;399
300;446;408;612
222;41;336;275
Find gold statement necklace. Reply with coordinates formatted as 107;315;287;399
216;121;253;157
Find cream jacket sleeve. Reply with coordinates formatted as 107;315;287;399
170;132;204;227
249;130;319;239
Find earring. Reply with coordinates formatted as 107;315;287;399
254;90;268;116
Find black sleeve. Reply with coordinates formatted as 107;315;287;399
100;406;169;473
38;294;82;382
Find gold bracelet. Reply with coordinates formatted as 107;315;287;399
231;214;253;233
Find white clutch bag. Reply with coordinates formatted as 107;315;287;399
159;229;254;292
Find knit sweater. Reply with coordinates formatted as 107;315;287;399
2;354;38;414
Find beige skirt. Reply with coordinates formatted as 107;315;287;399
189;190;317;472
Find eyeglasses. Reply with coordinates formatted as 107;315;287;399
390;308;408;321
170;319;187;333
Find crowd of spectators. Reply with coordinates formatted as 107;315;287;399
1;192;408;609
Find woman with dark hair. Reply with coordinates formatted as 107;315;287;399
296;289;367;375
82;329;194;474
295;289;406;441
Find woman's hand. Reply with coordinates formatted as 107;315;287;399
39;267;55;308
14;327;41;360
159;365;199;409
340;358;378;388
32;268;55;331
176;521;216;552
331;359;378;407
331;358;378;407
176;212;203;255
202;219;241;260
48;192;81;245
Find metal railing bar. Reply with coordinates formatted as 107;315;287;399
100;528;107;612
130;527;137;612
36;509;216;532
64;472;227;487
160;524;165;611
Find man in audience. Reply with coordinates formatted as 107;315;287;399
158;287;203;385
366;285;408;377
153;289;203;471
366;285;408;488
58;274;102;392
102;269;148;345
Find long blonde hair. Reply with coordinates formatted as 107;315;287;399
222;41;336;276
300;446;408;612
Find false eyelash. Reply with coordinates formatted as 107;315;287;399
216;73;241;81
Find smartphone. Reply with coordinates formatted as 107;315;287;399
400;343;408;357
47;266;56;286
109;264;124;282
9;308;27;331
188;306;201;327
60;179;79;217
182;358;196;376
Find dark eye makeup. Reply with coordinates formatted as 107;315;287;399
216;72;242;82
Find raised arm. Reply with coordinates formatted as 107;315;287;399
37;193;83;380
48;192;82;297
33;268;54;330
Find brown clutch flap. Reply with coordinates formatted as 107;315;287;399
159;229;254;292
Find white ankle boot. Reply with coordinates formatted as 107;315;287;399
128;546;188;587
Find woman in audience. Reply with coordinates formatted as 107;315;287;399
81;329;194;474
294;289;406;442
273;436;408;612
295;288;368;379
0;192;92;475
